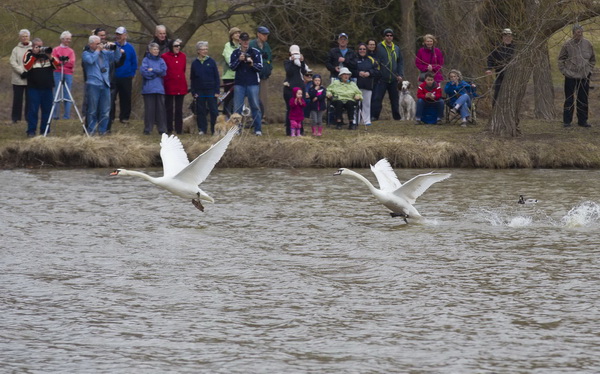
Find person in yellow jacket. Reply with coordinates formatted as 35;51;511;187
327;67;362;129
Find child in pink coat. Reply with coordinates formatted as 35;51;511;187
289;87;306;136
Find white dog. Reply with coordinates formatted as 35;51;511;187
398;80;416;121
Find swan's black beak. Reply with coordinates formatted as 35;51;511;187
333;169;343;176
109;170;120;176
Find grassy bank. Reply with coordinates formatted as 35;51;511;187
2;117;600;169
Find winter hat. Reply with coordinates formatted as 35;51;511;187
313;74;322;80
289;45;300;54
383;28;394;36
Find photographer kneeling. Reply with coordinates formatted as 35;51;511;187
326;67;362;130
23;38;60;137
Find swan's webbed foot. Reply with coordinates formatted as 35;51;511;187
390;212;409;223
192;199;204;212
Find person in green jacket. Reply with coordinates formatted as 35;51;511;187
221;27;240;117
249;26;273;124
326;67;363;130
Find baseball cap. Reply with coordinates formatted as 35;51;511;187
239;32;250;41
338;33;348;39
502;28;513;35
115;26;127;34
257;26;270;35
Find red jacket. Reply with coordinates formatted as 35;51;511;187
417;81;442;102
161;51;188;95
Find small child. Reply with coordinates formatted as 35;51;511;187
289;87;306;136
308;74;327;136
416;72;444;125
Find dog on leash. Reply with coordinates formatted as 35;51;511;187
214;113;243;137
398;80;416;121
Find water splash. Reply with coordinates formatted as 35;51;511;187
468;206;550;227
561;201;600;228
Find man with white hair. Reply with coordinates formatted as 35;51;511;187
151;25;171;56
10;29;31;124
82;34;121;135
51;31;76;120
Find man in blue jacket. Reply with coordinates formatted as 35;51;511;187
114;26;137;125
230;32;263;135
82;35;121;135
372;28;404;121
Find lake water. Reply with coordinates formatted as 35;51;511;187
1;167;600;373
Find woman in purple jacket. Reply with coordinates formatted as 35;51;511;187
415;34;444;83
141;42;167;134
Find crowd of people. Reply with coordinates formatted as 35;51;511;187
8;24;596;138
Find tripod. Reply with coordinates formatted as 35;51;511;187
45;59;88;137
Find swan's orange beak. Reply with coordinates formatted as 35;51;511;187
109;170;120;176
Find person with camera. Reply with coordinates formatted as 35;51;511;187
51;31;76;120
10;29;31;125
22;38;60;137
230;32;263;135
82;34;121;135
283;44;308;136
249;26;273;124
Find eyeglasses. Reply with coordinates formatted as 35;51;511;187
385;34;393;37
173;45;181;48
304;74;313;77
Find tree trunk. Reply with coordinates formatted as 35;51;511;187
533;41;556;120
489;58;532;137
399;0;417;81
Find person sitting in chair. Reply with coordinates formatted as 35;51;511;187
444;69;475;127
415;72;444;125
326;67;362;130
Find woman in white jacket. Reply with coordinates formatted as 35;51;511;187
10;29;32;124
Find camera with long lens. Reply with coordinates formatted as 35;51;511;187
102;42;117;51
39;46;53;54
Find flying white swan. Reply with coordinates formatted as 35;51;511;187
110;126;237;211
334;158;451;223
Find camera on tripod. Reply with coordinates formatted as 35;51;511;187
102;42;117;51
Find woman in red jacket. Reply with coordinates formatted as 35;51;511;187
161;39;188;134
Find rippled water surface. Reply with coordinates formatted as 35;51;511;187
1;167;600;373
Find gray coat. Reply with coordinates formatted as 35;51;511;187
558;38;596;79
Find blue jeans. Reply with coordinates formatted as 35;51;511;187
233;84;262;133
453;94;472;119
416;99;445;121
27;87;53;136
86;83;111;135
52;72;73;119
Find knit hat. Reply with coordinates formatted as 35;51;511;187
229;27;241;36
289;45;300;54
313;74;321;80
383;28;394;36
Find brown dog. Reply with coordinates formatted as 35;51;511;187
215;113;243;137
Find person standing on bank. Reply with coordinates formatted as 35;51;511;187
151;25;171;56
190;41;220;135
485;28;515;105
283;44;308;136
10;29;31;124
114;26;137;125
558;24;595;128
141;42;168;135
222;27;241;117
372;28;404;121
230;32;263;135
356;42;379;127
162;39;188;135
51;31;76;120
249;26;273;124
325;32;358;81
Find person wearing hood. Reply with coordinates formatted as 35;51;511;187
141;42;167;134
288;87;306;137
10;29;32;124
326;67;362;130
162;38;188;134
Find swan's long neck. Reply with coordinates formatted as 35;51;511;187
120;169;158;184
344;169;378;193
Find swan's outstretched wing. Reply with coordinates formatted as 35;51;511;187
370;159;401;191
174;126;237;185
160;134;190;178
394;172;451;204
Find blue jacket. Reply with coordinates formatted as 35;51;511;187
308;85;327;112
141;54;167;94
230;47;262;86
83;47;121;87
444;80;475;107
190;56;220;96
115;41;138;78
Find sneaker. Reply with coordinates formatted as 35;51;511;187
461;122;467;128
198;131;205;135
255;131;262;136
